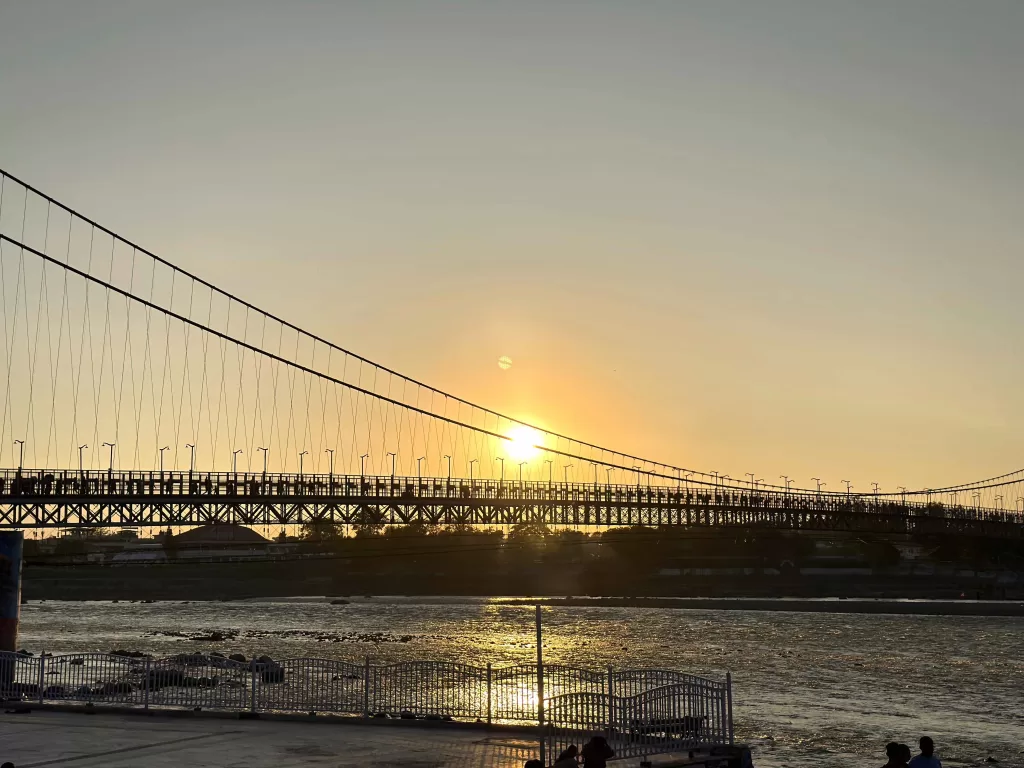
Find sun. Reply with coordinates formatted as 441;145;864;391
504;424;542;462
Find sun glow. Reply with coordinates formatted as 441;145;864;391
504;425;543;462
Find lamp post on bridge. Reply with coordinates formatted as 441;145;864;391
185;444;195;476
632;466;643;487
13;440;24;473
388;452;397;480
443;455;451;481
325;449;335;489
545;459;553;485
746;473;756;491
78;444;88;474
469;458;478;483
995;494;1004;510
972;492;981;510
710;471;719;487
564;464;574;484
417;456;425;479
606;467;613;485
871;482;881;495
495;457;505;482
842;480;852;499
518;461;527;486
897;486;907;505
593;462;600;487
159;446;169;475
360;453;369;479
257;447;268;475
103;442;116;474
232;449;243;476
780;476;791;495
811;477;823;494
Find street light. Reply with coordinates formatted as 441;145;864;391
13;439;24;472
518;461;527;484
710;471;719;486
745;472;756;490
233;449;243;475
564;464;574;484
995;494;1004;510
495;457;505;482
417;456;425;479
544;459;553;484
443;455;451;480
185;443;195;474
103;442;116;473
159;446;169;474
811;477;823;493
298;451;308;478
780;475;790;493
469;458;478;482
842;480;852;498
388;452;397;479
897;486;907;504
592;462;599;487
257;447;269;474
632;466;643;486
871;482;881;495
605;467;613;485
78;444;88;474
360;453;369;478
325;449;335;485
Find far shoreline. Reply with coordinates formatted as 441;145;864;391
24;594;1024;617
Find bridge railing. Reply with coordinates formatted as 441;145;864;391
0;651;731;741
2;467;1022;532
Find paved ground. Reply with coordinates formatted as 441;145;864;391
0;709;540;767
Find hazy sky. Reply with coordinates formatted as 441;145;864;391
2;1;1023;491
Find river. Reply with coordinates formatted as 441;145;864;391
16;597;1024;767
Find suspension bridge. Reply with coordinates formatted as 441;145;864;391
1;168;1022;539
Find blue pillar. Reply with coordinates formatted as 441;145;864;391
0;530;23;652
0;530;23;690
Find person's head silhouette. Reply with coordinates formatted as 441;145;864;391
2;761;15;768
919;736;935;757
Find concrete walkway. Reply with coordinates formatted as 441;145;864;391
0;709;540;767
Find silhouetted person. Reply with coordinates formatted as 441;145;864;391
881;741;908;768
2;761;15;768
909;736;941;768
553;744;579;767
524;760;543;768
581;735;615;768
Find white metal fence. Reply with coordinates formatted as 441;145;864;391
1;651;732;758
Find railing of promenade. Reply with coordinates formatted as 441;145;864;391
0;652;732;738
544;675;733;763
1;468;1022;528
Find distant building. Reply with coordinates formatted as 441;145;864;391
168;524;272;559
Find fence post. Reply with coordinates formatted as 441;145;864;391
363;656;370;717
726;672;734;746
37;654;45;704
535;605;544;728
143;657;151;710
607;665;614;734
486;662;492;725
250;663;257;713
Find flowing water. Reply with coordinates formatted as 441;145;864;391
16;597;1024;767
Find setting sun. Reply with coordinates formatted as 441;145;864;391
504;424;543;462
